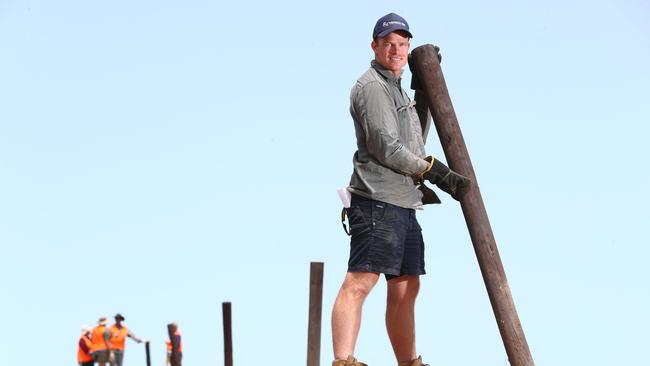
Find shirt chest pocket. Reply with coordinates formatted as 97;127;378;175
396;101;425;153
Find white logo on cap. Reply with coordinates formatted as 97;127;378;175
383;21;406;28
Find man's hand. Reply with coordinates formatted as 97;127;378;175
421;156;471;201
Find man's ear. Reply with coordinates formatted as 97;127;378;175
371;40;377;52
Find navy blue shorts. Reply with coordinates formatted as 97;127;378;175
346;194;426;279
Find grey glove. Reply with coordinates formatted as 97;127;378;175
422;156;471;201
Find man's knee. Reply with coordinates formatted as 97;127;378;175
340;272;379;300
387;275;420;301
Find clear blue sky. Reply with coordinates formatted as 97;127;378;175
1;1;649;365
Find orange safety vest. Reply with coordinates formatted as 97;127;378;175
109;324;129;350
77;335;93;363
90;325;108;352
166;331;183;353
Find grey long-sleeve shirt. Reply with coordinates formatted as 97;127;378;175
348;60;429;209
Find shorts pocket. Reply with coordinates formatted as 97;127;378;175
346;205;372;237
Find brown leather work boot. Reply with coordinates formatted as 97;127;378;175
398;355;429;366
332;355;368;366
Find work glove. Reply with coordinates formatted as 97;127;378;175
408;45;442;91
421;156;471;201
419;182;441;204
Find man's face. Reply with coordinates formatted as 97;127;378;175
371;31;410;77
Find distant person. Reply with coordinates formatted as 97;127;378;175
166;322;182;366
90;317;111;366
108;313;145;366
77;325;94;366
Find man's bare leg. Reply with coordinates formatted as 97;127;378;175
332;271;380;360
386;275;420;363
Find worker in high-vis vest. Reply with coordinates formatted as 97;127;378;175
165;323;182;366
90;317;112;366
77;325;94;366
108;313;146;366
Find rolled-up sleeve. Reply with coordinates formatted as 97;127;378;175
355;81;429;175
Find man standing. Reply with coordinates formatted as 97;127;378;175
90;317;111;366
77;325;94;366
108;313;145;366
331;12;470;366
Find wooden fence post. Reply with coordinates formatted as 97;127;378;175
307;262;324;366
144;340;151;366
410;44;535;366
167;323;181;366
223;302;233;366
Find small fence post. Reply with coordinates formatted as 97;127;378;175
144;340;151;366
223;302;233;366
307;262;324;366
167;323;181;366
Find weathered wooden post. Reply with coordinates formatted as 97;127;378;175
167;323;181;366
223;302;233;366
307;262;324;366
410;44;535;366
144;340;151;366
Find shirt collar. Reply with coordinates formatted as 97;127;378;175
371;60;402;84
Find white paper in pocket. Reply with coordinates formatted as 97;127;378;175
336;187;351;208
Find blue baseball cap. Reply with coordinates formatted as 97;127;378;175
373;13;412;39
